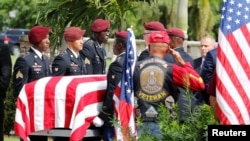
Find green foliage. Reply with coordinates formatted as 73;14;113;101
4;77;15;135
157;103;219;141
0;0;38;29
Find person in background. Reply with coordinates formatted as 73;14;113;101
0;39;12;141
133;31;205;140
92;31;128;141
194;35;216;104
166;27;196;122
80;18;110;74
52;26;87;141
137;21;166;61
52;27;87;76
13;25;51;141
200;47;217;105
194;35;216;74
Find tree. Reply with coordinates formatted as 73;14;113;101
0;0;38;30
36;0;154;54
188;0;222;40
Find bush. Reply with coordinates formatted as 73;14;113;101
4;77;16;135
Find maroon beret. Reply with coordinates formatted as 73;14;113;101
64;27;86;42
167;27;185;39
114;31;128;39
149;31;169;44
28;26;50;44
91;19;110;32
143;21;166;31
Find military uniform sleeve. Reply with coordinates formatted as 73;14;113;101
81;41;94;74
0;43;12;95
98;61;123;123
137;49;149;61
172;62;205;92
52;55;68;76
13;57;29;97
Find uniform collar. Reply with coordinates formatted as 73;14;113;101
31;46;43;59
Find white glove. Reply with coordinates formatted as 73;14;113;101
93;116;104;127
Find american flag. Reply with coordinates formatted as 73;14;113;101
216;0;250;124
14;75;107;141
113;28;137;140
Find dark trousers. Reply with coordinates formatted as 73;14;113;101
102;126;114;141
0;98;4;141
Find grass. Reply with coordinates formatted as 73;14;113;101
5;135;53;141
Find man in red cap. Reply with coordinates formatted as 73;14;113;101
137;21;166;61
92;31;128;141
52;26;87;141
13;25;51;141
80;18;110;74
52;27;87;76
166;27;197;123
133;31;204;140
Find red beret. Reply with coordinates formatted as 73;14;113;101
91;19;110;32
28;26;50;44
64;27;86;42
143;21;166;31
149;31;169;44
114;31;128;39
167;27;185;39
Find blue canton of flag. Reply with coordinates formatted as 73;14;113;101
220;0;250;35
120;29;136;103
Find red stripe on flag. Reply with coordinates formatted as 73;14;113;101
216;102;230;124
228;31;250;80
216;72;244;124
14;98;30;141
65;76;106;127
44;77;62;129
218;35;250;119
25;80;37;132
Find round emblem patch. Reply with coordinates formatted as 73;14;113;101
140;65;164;94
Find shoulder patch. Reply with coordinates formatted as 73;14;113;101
16;70;23;79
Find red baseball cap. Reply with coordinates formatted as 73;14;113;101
167;27;185;39
143;21;166;31
28;26;50;44
64;27;86;42
114;31;128;39
91;19;110;32
149;31;169;44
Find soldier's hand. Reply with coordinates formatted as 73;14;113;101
168;48;185;65
93;116;104;127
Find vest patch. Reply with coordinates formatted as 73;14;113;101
145;106;158;118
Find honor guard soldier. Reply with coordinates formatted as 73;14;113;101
80;18;110;74
52;27;87;76
92;31;128;141
137;21;166;61
13;25;51;141
133;31;205;140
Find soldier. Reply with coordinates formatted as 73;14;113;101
0;39;12;141
92;31;128;141
80;18;110;74
133;31;204;140
13;25;51;141
137;21;166;61
166;27;196;122
52;27;87;141
52;27;87;76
